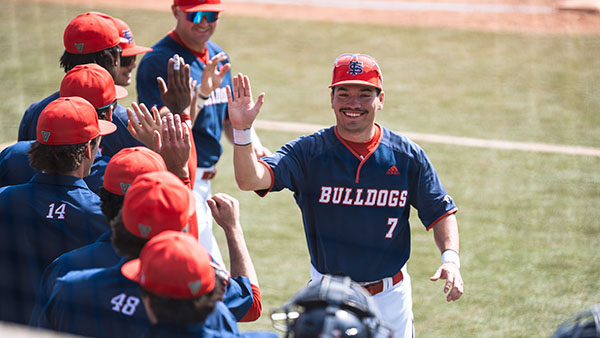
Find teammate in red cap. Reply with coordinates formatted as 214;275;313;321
122;231;276;337
33;172;264;337
228;53;464;337
0;96;116;325
137;0;271;268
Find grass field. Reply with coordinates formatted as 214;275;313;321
1;1;599;337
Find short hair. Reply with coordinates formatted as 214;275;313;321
28;137;99;173
98;187;125;223
110;209;148;259
138;273;226;325
59;46;121;78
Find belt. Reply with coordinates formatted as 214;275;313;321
360;270;404;296
200;169;216;180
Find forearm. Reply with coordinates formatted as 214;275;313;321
223;224;259;287
233;143;271;191
433;213;460;254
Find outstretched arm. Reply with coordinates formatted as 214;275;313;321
430;213;464;302
226;73;272;191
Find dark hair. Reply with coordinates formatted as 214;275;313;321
28;137;99;173
331;86;382;96
110;210;148;259
59;46;121;78
98;187;125;223
139;273;226;325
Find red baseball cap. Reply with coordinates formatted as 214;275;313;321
103;147;167;195
174;0;225;12
64;12;128;54
60;63;128;111
329;53;383;90
121;231;216;299
112;18;153;57
37;96;117;145
122;171;196;239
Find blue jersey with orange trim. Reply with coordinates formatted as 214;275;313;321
258;125;457;282
0;140;110;194
136;37;232;168
17;92;141;158
33;259;258;338
141;303;277;338
0;173;108;325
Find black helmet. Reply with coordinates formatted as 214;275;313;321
553;304;600;338
271;276;392;338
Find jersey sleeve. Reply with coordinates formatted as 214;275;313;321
136;52;168;110
409;146;458;229
256;136;311;196
222;275;255;322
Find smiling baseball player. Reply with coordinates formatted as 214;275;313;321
228;53;464;337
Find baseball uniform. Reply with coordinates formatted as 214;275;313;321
0;140;110;194
33;257;258;337
137;32;230;267
0;172;109;325
18;94;141;158
257;125;458;336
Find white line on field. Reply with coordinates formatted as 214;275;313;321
253;120;600;157
2;120;598;157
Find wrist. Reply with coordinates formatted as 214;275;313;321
233;127;253;146
441;249;460;268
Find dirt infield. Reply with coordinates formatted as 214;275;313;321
28;0;600;34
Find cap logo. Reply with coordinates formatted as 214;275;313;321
120;182;131;194
188;280;202;295
74;43;84;53
41;131;51;143
182;224;189;233
347;60;364;76
138;224;152;238
122;29;133;44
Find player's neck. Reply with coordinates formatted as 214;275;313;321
337;125;376;143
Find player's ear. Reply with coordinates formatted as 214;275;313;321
330;88;335;108
377;91;385;110
171;4;181;19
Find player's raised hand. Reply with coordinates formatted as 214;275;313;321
151;113;191;179
430;262;464;302
127;102;162;148
198;52;231;100
226;73;265;129
157;54;193;115
207;193;241;232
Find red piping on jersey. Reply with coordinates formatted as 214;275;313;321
239;284;262;322
254;160;274;197
426;208;458;231
334;124;383;184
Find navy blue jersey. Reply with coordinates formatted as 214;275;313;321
0;173;108;324
259;126;458;282
30;231;119;326
34;259;260;338
17;92;141;158
18;92;60;141
0;141;110;194
141;303;277;338
136;36;231;168
100;104;144;158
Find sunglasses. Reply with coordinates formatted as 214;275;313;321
120;55;137;67
186;11;219;24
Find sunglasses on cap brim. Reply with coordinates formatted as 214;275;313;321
120;55;137;67
186;11;219;23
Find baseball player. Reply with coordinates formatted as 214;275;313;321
228;54;464;337
17;12;145;158
136;0;270;268
0;62;127;193
121;230;277;337
0;96;116;325
32;172;263;337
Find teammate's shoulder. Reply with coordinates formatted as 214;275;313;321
207;40;226;53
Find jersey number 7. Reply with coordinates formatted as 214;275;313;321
385;217;398;238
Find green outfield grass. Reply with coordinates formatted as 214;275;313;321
1;1;599;337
